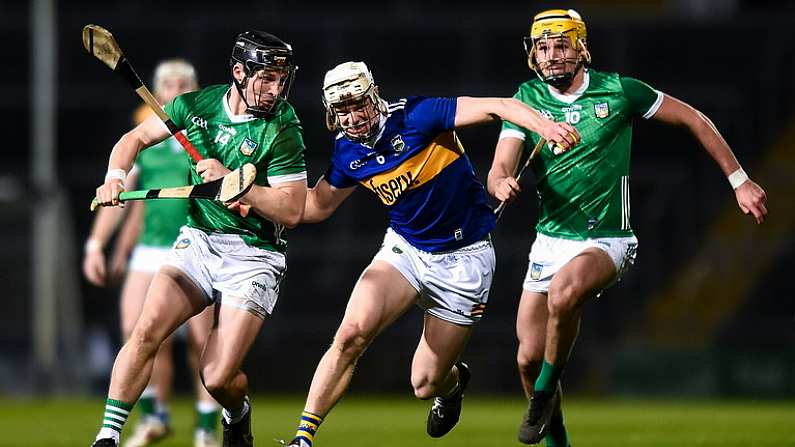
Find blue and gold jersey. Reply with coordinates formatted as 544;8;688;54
325;96;495;252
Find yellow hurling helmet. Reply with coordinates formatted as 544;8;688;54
524;9;591;89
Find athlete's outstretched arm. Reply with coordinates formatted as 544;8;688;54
487;136;525;203
651;94;768;223
454;97;579;150
302;176;356;224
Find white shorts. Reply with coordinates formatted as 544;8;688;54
373;228;495;326
523;233;638;294
164;226;286;319
129;245;171;273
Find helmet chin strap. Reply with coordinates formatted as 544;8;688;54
544;62;583;91
232;73;274;118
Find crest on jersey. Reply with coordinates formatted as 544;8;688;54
239;138;258;156
530;262;543;280
391;135;406;153
174;238;192;250
594;102;609;119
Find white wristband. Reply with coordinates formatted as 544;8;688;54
84;238;103;253
727;168;748;189
104;168;127;185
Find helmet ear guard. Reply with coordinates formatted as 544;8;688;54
524;9;591;89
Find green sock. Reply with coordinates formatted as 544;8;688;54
96;398;134;442
533;361;562;393
138;391;156;418
196;404;220;432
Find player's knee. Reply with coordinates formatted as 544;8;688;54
410;366;446;400
200;364;233;396
516;349;543;376
332;323;373;359
120;321;136;341
127;321;163;356
411;373;437;400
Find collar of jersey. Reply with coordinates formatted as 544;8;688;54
222;85;256;123
547;69;590;104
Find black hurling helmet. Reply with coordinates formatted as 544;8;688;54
229;30;297;118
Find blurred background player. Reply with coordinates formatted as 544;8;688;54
487;8;768;446
89;30;307;447
83;58;220;447
284;61;578;447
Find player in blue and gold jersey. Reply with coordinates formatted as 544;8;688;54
283;62;578;447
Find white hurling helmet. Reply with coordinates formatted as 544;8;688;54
322;61;387;142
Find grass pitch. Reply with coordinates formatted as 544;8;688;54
0;395;793;446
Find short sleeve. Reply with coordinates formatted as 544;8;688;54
621;77;663;119
266;124;308;185
163;94;190;129
324;162;358;189
405;97;457;135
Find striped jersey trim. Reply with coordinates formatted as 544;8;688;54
621;175;631;230
387;98;407;112
499;129;527;141
643;90;664;119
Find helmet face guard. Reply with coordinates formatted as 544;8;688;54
322;61;387;144
230;31;298;118
524;9;591;90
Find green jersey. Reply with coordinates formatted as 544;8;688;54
165;84;307;252
134;137;191;247
501;69;660;240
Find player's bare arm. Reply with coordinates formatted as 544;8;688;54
96;116;171;207
652;94;768;223
195;158;307;228
454;97;580;149
487;136;525;203
240;181;307;228
84;170;140;285
109;200;143;281
302;177;356;223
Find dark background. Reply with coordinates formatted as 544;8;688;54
1;0;793;398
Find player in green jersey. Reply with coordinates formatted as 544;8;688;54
83;59;221;447
487;9;768;446
90;31;307;447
